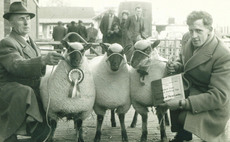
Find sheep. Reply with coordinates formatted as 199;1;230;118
89;43;131;142
129;39;168;142
40;39;95;142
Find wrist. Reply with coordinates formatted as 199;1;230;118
179;99;186;109
41;56;47;66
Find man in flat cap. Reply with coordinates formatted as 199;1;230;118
0;1;63;142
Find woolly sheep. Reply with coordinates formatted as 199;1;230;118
129;40;168;142
40;41;95;142
90;43;131;142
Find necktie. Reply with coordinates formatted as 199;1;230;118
26;39;31;46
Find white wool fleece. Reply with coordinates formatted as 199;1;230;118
40;56;95;120
89;54;131;115
130;50;167;115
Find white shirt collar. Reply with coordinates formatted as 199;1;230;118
21;35;30;42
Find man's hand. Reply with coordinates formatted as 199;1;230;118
166;61;178;75
41;52;64;66
158;99;180;111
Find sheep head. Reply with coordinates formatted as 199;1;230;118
62;40;91;68
130;40;160;69
100;43;125;71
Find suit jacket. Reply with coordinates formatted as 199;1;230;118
126;15;145;43
52;25;67;41
0;31;45;141
99;14;120;43
175;34;230;141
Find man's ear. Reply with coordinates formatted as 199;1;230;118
83;43;92;51
61;40;69;48
100;43;110;52
151;40;160;49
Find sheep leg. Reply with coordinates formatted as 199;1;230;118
156;112;167;142
74;118;84;142
111;109;116;127
118;113;128;142
94;115;104;142
130;111;138;128
140;113;148;142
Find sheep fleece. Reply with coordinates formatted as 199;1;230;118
130;56;167;114
40;57;95;120
90;55;131;115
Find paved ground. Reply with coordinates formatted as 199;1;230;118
49;107;230;142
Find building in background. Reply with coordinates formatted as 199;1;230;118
1;0;39;39
38;7;95;39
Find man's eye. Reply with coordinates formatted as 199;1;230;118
196;29;202;33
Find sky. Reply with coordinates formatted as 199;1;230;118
39;0;230;26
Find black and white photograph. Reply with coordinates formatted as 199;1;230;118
0;0;230;142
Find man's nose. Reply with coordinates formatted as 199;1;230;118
191;31;198;38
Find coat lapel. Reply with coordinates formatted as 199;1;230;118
184;35;218;72
10;31;38;58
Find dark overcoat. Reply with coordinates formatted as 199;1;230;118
176;34;230;141
125;15;145;44
99;14;120;43
0;31;46;141
67;25;79;42
52;25;67;41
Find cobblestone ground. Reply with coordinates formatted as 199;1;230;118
49;107;230;142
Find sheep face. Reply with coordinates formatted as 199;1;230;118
100;43;125;71
130;40;160;69
63;42;91;68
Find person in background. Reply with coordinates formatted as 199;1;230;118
159;11;230;142
107;22;122;45
76;20;87;42
0;2;64;142
86;22;98;54
67;21;78;42
126;6;145;45
99;8;120;53
120;10;131;49
52;21;67;52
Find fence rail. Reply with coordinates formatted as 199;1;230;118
36;39;230;60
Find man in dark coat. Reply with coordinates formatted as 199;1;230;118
126;6;145;45
161;11;230;142
87;23;98;54
0;2;64;142
52;21;67;51
76;20;88;42
67;21;78;42
99;8;120;53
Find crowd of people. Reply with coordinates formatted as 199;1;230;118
0;1;230;142
52;6;146;55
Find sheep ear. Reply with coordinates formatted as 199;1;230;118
100;43;110;52
61;40;69;48
151;40;160;49
83;43;92;51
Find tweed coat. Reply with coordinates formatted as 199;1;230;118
0;31;46;141
99;14;120;43
125;15;145;44
175;34;230;141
